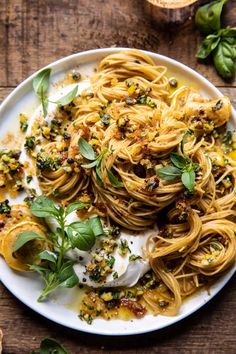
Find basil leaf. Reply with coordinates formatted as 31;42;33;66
170;153;189;169
195;0;227;34
37;261;79;301
107;169;124;188
67;222;96;251
88;216;104;237
40;337;68;354
29;264;48;274
38;250;57;263
196;33;221;59
181;170;195;192
33;68;51;96
221;27;236;39
58;261;78;287
54;86;78;106
81;159;98;168
12;231;45;253
96;160;102;181
78;138;96;160
41;95;49;118
30;196;59;218
213;40;236;79
65;201;89;216
157;166;182;181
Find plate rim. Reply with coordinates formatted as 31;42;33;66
0;47;235;336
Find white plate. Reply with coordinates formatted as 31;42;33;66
0;48;235;336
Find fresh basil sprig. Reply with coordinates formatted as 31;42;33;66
33;68;51;118
195;0;227;34
14;196;104;301
195;1;236;79
39;337;69;354
196;27;236;79
78;138;124;188
30;337;69;354
157;152;199;193
33;69;79;118
213;34;236;79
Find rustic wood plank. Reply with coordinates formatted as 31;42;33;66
0;0;235;87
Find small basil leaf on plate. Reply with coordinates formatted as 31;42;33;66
106;169;124;188
170;153;189;169
81;159;98;169
181;170;195;192
41;95;49;118
54;86;78;106
40;337;68;354
157;166;182;181
58;261;79;288
88;216;104;237
78;138;96;160
67;222;96;251
33;68;51;96
30;196;59;218
38;250;57;263
12;231;45;253
65;201;89;216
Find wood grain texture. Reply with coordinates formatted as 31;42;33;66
0;0;236;353
0;0;235;87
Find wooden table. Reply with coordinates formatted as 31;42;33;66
0;1;235;353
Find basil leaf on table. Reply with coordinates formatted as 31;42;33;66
78;138;96;160
12;231;46;253
54;86;78;106
40;337;69;354
157;166;182;181
196;33;221;59
195;0;227;34
213;40;236;79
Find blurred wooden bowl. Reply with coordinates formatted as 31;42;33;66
145;0;201;25
146;0;198;9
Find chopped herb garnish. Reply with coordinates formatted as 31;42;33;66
113;271;118;279
0;199;11;214
106;255;115;267
129;254;142;261
118;239;131;256
24;136;37;150
26;175;33;184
